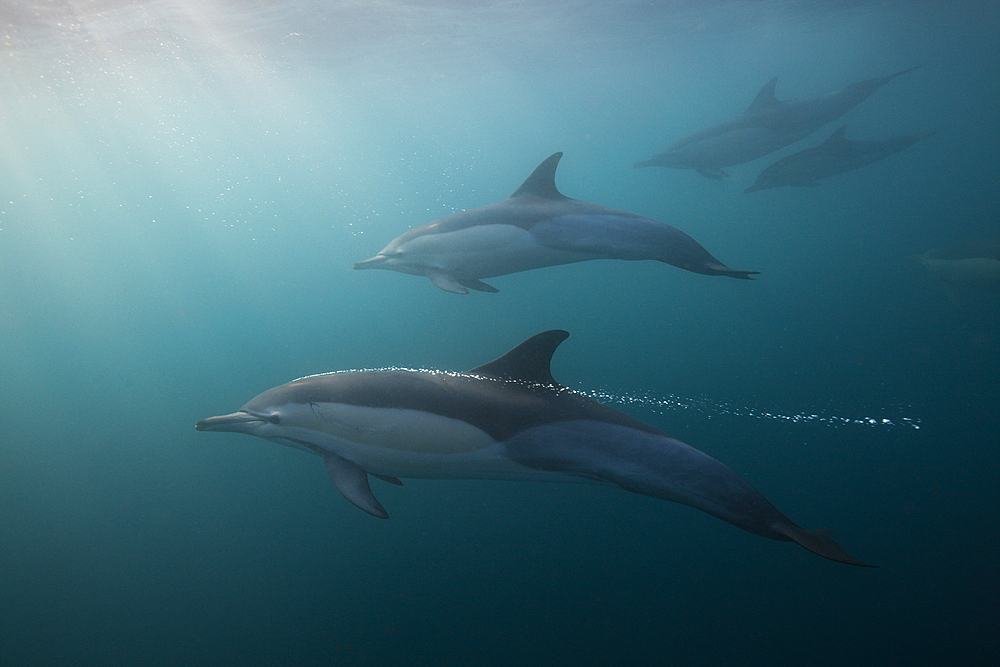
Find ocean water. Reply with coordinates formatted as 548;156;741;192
1;1;997;665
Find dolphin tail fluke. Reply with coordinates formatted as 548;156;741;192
777;522;874;567
633;158;659;169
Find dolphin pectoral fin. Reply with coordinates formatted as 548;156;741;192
776;523;874;567
322;452;389;519
458;278;499;293
696;167;729;180
426;270;469;294
371;473;404;486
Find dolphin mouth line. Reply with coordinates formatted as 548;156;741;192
195;411;265;432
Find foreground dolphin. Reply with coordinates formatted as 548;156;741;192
744;126;933;192
634;66;921;179
919;236;1000;303
354;153;756;294
196;331;870;566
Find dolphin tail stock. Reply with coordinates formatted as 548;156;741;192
774;522;875;567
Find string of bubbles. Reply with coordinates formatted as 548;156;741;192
582;387;922;430
306;368;922;430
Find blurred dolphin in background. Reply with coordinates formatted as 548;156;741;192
745;125;933;192
634;66;921;179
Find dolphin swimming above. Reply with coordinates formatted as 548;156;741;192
196;331;871;566
744;125;933;192
353;152;757;294
634;66;921;180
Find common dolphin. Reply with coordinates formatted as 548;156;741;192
919;236;1000;303
196;331;871;566
353;153;757;294
744;126;933;192
634;66;921;180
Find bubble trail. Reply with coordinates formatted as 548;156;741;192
308;368;921;430
583;388;921;430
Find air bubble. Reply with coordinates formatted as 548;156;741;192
584;388;921;430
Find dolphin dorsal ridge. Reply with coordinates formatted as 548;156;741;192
468;330;569;385
822;125;849;145
509;153;566;199
745;77;779;113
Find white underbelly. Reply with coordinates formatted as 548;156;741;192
345;440;569;481
399;224;593;278
270;403;567;480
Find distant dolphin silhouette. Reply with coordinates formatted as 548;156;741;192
196;330;871;566
919;236;1000;304
744;126;933;192
634;66;921;180
354;153;757;294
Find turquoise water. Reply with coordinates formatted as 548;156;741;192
1;1;997;665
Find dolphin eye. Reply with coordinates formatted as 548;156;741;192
268;414;281;424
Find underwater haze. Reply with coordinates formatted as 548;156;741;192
1;1;998;665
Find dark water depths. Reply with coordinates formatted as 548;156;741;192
1;1;997;665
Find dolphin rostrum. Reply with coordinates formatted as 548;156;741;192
634;66;921;180
196;331;871;566
353;153;757;294
744;126;933;192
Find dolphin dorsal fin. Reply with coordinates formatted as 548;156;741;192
822;125;849;145
468;330;569;385
509;153;566;199
745;77;779;113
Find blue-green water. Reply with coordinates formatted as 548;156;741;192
1;1;997;665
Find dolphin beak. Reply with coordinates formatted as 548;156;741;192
353;255;386;270
195;411;265;433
